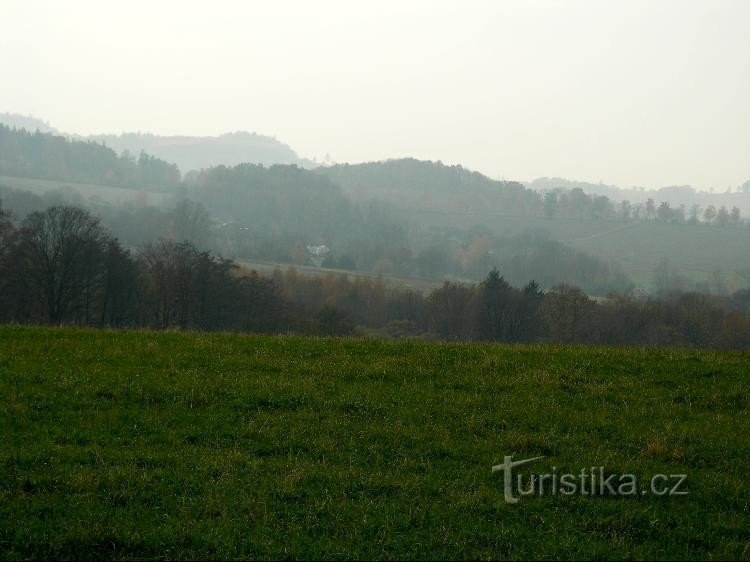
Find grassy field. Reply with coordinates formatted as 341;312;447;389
1;326;749;559
0;175;172;207
235;259;443;294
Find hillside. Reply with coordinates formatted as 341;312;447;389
0;124;747;291
0;113;57;134
87;131;314;173
318;159;750;288
0;175;173;210
0;125;180;191
0;112;314;173
1;326;748;559
528;176;750;216
408;209;750;288
319;158;538;213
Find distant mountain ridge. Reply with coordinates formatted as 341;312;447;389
0;123;181;191
3;112;749;215
0;113;58;134
87;131;314;173
527;176;750;215
0;113;313;172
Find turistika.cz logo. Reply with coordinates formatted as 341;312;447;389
492;455;688;504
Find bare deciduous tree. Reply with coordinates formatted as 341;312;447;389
18;206;109;324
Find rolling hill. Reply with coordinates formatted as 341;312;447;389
0;113;314;173
87;131;314;173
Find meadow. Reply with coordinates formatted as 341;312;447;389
1;326;748;559
0;175;171;208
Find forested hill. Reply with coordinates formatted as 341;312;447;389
1;127;746;293
0;125;181;191
189;163;355;237
529;176;750;217
0;113;312;174
0;113;58;134
318;158;541;215
86;131;313;173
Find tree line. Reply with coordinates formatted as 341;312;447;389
0;203;283;331
321;160;745;226
2;202;749;349
0;125;181;191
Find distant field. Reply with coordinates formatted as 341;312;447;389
412;209;750;287
0;175;172;207
236;258;444;293
569;221;750;288
1;326;748;559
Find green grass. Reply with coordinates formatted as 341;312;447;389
1;326;749;560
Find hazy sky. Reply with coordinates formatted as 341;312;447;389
3;0;749;189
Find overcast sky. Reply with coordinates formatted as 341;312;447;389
2;0;749;189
